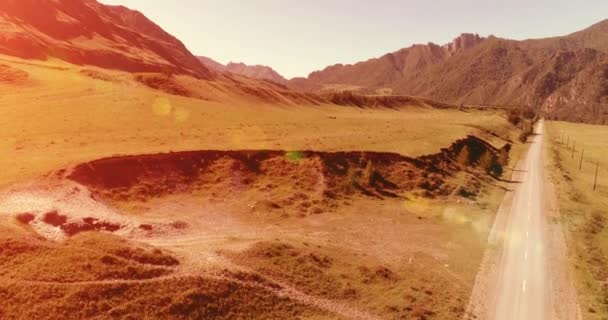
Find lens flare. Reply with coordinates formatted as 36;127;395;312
152;97;172;116
405;195;431;214
442;207;470;224
286;151;305;163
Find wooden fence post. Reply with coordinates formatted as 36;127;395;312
595;161;599;192
572;141;575;158
579;149;584;170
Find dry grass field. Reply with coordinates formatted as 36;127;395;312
545;121;608;319
0;54;526;319
0;56;516;187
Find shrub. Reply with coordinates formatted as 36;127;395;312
477;151;504;177
507;109;521;125
519;121;533;143
521;107;537;119
490;162;503;177
507;107;538;126
458;187;476;198
457;146;471;167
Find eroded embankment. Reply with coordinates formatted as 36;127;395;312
0;136;509;319
1;135;507;241
321;91;455;109
65;135;509;204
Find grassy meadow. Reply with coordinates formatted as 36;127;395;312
0;55;518;188
545;121;608;319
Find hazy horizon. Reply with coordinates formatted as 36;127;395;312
103;0;608;78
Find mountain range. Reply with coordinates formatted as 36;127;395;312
0;0;606;123
288;22;608;124
197;56;288;84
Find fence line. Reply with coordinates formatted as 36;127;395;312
547;121;601;192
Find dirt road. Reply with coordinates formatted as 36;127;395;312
468;120;580;319
492;121;550;319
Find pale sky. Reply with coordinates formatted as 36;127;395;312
100;0;608;79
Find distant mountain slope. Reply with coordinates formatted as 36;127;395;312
0;0;212;78
290;22;608;124
198;56;287;84
197;56;227;72
290;34;484;92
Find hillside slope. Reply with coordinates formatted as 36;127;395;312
0;0;212;78
0;0;337;105
289;22;608;124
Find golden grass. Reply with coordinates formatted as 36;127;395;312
0;55;516;188
0;276;328;320
226;239;478;319
0;230;334;319
0;55;526;319
545;121;608;319
0;232;177;282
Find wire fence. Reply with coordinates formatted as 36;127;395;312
546;122;601;192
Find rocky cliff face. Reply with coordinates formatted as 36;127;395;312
442;33;485;56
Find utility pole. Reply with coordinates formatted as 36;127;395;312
579;149;584;170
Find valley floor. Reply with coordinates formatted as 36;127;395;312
0;55;527;319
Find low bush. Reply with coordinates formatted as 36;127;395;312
519;121;534;143
507;109;521;125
